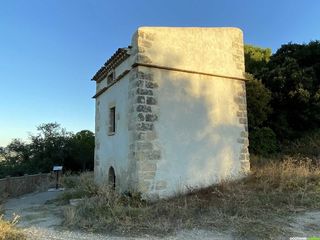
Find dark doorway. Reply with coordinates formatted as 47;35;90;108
108;166;116;190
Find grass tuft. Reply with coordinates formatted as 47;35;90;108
0;214;26;240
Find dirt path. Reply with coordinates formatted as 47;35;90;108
4;191;320;239
3;191;232;240
4;191;63;229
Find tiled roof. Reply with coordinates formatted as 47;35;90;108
92;47;131;82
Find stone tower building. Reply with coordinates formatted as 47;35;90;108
92;27;250;199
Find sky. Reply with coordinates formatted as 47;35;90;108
0;0;320;147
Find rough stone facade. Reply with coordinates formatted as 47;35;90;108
92;27;250;199
128;66;163;193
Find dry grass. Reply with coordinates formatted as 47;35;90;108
0;192;26;240
0;215;26;240
61;156;320;239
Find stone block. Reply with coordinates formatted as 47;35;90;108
136;105;152;113
138;180;151;192
135;152;146;161
139;161;157;172
238;104;246;111
146;96;157;105
136;54;152;64
136;88;153;96
136;122;153;131
239;118;247;124
140;171;156;180
155;180;167;190
145;81;159;89
134;80;144;88
146;113;158;122
136;96;145;104
240;131;248;138
146;131;157;141
236;111;243;117
148;150;161;160
137;113;145;121
240;160;250;173
135;132;146;141
144;32;155;41
138;72;153;81
241;147;249;154
234;96;244;104
138;38;152;48
136;142;153;151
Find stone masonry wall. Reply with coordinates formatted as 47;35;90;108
127;66;162;194
127;28;167;196
234;80;250;173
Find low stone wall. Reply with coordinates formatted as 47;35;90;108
0;173;50;198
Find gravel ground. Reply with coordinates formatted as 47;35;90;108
22;227;232;240
4;191;320;239
4;191;232;240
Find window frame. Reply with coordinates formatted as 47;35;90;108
108;106;116;135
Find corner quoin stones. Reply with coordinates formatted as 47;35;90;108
128;30;165;192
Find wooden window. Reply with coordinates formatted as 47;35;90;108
109;106;116;134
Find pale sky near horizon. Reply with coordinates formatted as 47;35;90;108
0;0;320;147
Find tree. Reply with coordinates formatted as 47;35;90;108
249;127;278;155
0;123;95;177
68;130;94;171
246;73;272;130
244;44;271;76
0;139;30;177
259;41;320;140
29;123;72;173
245;74;276;155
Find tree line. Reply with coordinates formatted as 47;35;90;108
0;123;94;178
245;41;320;156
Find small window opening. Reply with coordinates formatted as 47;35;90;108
107;71;115;85
108;166;116;190
109;106;116;134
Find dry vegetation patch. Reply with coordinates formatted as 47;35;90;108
60;157;320;239
0;212;26;240
0;193;26;240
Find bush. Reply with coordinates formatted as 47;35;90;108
0;215;26;240
249;127;278;155
59;172;98;204
282;130;320;158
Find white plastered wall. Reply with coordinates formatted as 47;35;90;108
151;69;246;197
94;60;132;191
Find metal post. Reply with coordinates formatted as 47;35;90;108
56;171;59;189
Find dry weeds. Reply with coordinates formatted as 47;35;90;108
0;214;26;240
61;156;320;239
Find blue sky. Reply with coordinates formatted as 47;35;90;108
0;0;319;146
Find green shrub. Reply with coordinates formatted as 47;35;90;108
249;127;278;156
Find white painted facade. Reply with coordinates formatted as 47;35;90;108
93;27;250;199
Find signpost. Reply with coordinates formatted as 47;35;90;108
53;165;63;189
